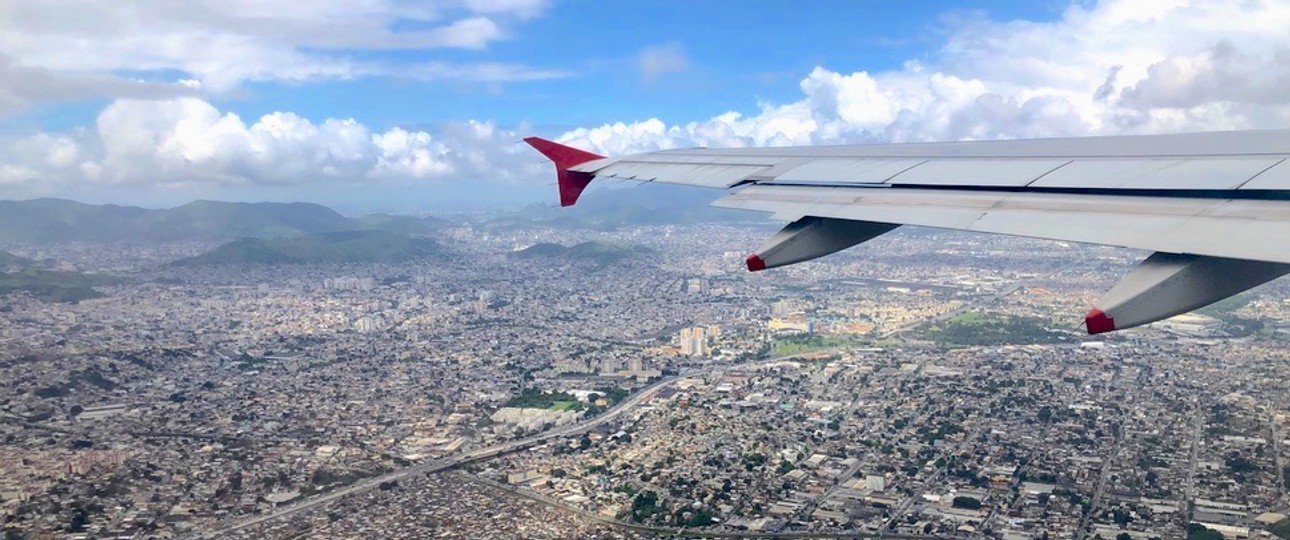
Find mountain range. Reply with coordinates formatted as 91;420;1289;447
172;230;444;266
482;183;758;231
0;199;450;243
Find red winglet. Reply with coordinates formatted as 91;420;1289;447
523;137;605;207
1084;307;1116;335
745;254;767;272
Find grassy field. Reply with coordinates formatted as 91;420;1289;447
0;269;123;302
916;310;1070;348
771;335;854;356
550;401;581;411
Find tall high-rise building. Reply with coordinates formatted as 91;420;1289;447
679;326;708;356
355;316;380;333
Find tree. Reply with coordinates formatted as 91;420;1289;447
631;491;662;522
1038;406;1054;423
68;508;89;532
1117;533;1132;540
1186;523;1223;540
952;496;982;509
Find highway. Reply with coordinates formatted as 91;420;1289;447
191;354;809;538
191;374;677;538
1073;364;1143;540
1270;409;1286;501
1182;404;1204;523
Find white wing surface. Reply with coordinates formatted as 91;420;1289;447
526;131;1290;334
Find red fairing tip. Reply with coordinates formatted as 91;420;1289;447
523;137;603;169
1084;308;1116;335
745;254;767;272
523;137;605;207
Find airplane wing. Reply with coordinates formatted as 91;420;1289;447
525;131;1290;334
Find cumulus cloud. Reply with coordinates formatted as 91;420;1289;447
4;0;1290;202
562;0;1290;154
0;98;540;194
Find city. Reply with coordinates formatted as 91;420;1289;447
2;219;1288;540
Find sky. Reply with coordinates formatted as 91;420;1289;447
1;0;1289;213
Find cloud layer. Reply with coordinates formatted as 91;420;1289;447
0;99;543;195
0;0;558;113
3;0;1290;204
561;0;1290;154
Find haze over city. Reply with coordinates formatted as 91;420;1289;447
3;1;1290;540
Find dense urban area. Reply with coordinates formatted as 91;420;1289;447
2;201;1289;540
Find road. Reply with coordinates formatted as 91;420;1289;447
1073;364;1143;540
880;423;988;534
1271;409;1286;501
191;374;677;539
800;360;905;519
1073;427;1124;540
1179;403;1204;527
191;354;811;538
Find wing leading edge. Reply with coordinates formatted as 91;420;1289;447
524;132;1290;334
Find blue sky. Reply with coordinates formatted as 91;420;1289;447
8;1;1066;133
0;0;1287;212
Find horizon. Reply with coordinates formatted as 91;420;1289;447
3;0;1290;211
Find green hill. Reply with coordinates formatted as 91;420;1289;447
142;200;361;240
0;250;34;270
480;183;755;232
173;230;444;266
512;241;652;265
357;213;454;236
0;199;364;243
0;269;123;302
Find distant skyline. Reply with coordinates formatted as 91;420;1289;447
2;0;1289;211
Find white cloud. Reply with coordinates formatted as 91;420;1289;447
0;0;558;101
562;0;1290;154
0;98;540;194
638;43;689;82
0;164;38;186
3;0;1290;203
0;54;198;116
372;128;454;180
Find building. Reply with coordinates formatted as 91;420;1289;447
680;327;708;356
